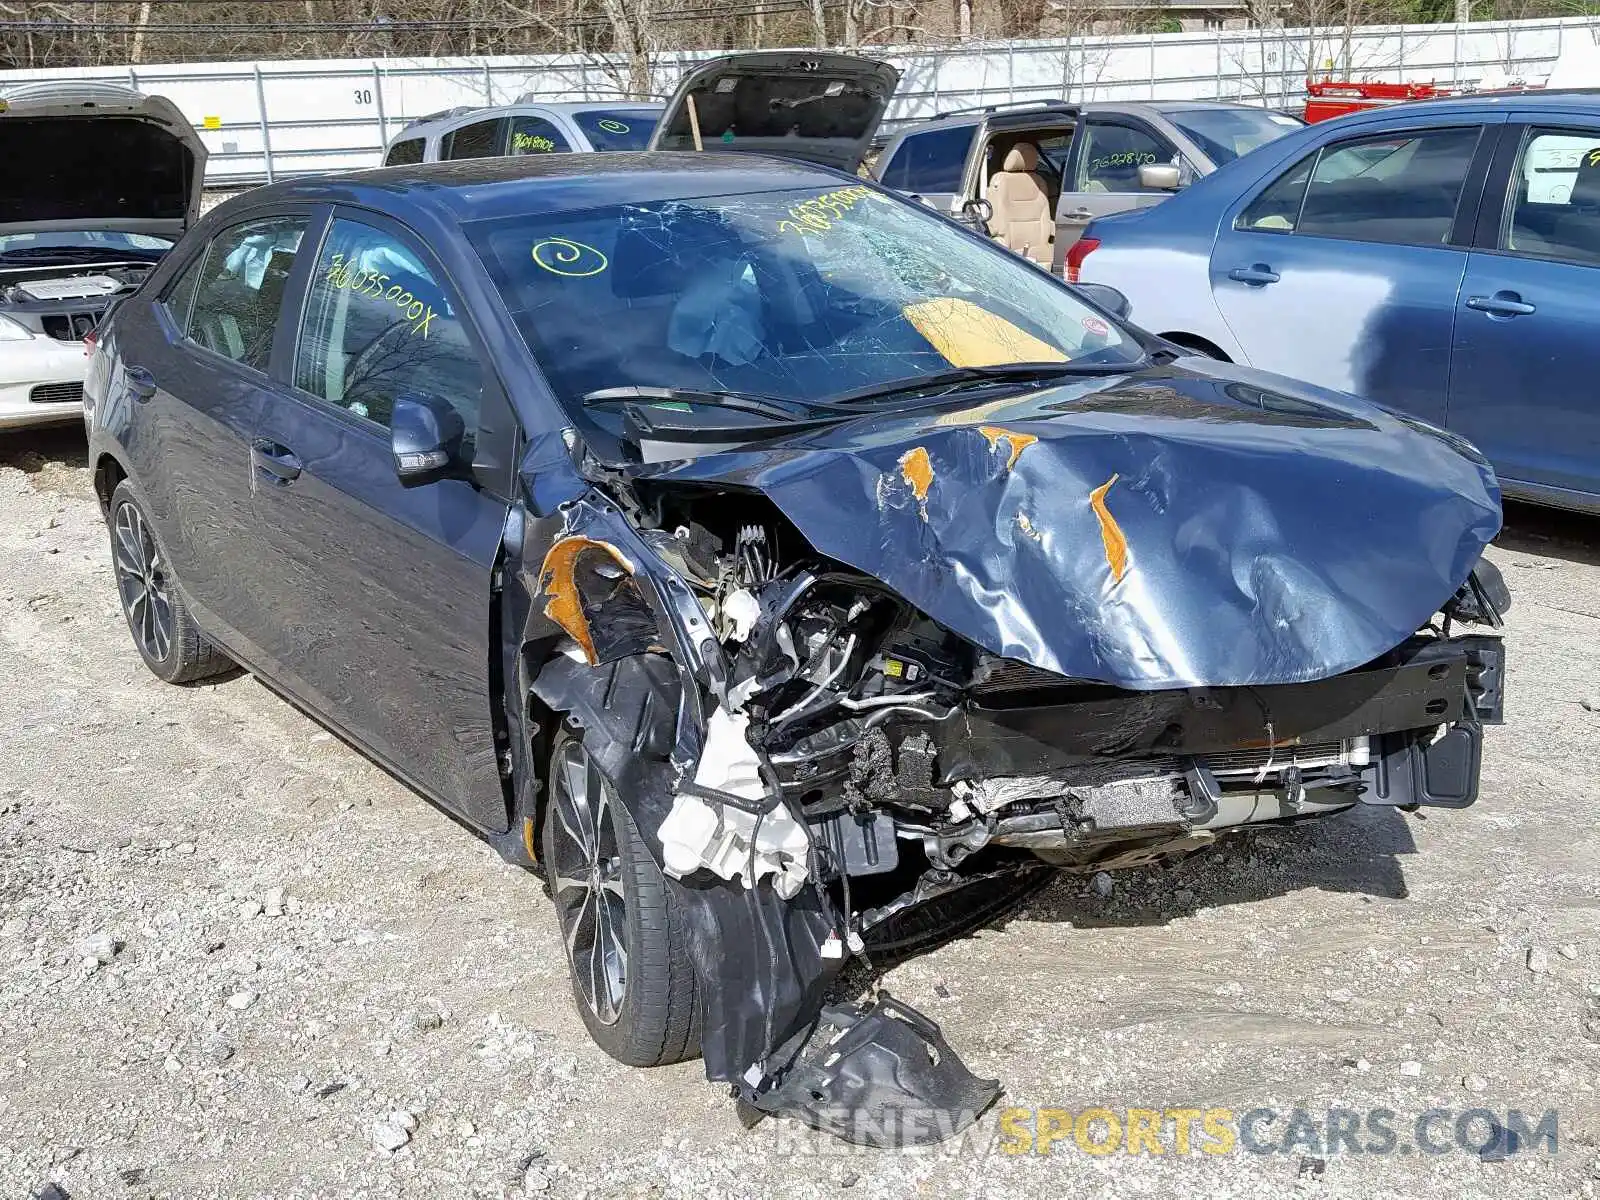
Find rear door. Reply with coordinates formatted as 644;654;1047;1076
113;211;314;660
1059;112;1186;244
245;209;514;831
1207;116;1503;424
1449;119;1600;503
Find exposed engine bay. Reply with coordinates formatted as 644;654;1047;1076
518;453;1508;1147
0;263;152;340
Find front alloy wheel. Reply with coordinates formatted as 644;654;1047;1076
541;729;701;1067
548;736;628;1026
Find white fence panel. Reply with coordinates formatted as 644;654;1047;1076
1;16;1595;184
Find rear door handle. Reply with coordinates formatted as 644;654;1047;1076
1466;291;1536;317
1227;264;1281;286
1064;207;1093;219
125;365;157;402
250;438;302;484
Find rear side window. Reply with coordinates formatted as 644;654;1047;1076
1237;127;1481;247
385;138;425;166
879;126;973;194
1500;127;1600;267
509;116;572;155
186;216;308;371
294;217;483;442
442;118;507;160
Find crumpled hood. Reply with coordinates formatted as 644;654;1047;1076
645;362;1502;689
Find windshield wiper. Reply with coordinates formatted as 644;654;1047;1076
582;385;864;422
827;359;1142;407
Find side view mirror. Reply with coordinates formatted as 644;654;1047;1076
961;196;994;230
391;392;466;487
1074;282;1132;321
1138;162;1182;191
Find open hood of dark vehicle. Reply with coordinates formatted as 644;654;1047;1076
641;362;1502;690
0;82;206;238
647;51;899;172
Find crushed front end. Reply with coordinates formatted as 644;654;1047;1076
509;409;1508;1145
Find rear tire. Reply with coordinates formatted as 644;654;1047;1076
543;728;701;1067
108;482;232;685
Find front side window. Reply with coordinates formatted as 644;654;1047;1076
879;126;974;194
1501;127;1600;267
187;216;307;370
295;217;482;440
465;183;1144;424
1237;127;1481;247
1072;120;1177;194
508;116;572;156
385;137;425;166
443;118;507;160
570;109;657;151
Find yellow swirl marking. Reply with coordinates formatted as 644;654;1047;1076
532;238;608;278
597;119;630;134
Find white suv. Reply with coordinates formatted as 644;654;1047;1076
382;100;662;166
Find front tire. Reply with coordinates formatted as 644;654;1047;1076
543;729;701;1067
108;482;232;685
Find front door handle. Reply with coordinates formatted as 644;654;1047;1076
1064;207;1094;220
251;438;302;484
1227;264;1281;286
124;365;157;402
1466;291;1536;318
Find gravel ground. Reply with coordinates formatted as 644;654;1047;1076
1;425;1597;1200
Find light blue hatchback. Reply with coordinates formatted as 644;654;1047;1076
1075;92;1600;514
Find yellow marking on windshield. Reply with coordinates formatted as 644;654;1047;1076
979;426;1039;470
776;185;883;236
532;238;608;277
903;297;1069;368
1089;473;1129;585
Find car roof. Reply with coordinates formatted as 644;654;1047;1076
1372;87;1600;116
396;99;662;137
228;151;847;224
888;96;1276;134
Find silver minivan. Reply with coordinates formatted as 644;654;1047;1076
872;99;1304;269
382;100;662;165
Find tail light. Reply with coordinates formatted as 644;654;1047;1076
83;328;98;356
1065;237;1100;283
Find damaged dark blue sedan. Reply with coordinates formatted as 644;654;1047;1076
84;150;1509;1148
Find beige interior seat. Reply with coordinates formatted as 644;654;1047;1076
985;143;1055;267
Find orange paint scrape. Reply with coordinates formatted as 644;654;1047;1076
979;425;1039;471
538;536;634;665
1089;473;1129;584
899;446;934;504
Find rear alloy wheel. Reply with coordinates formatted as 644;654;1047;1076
108;482;232;685
543;730;701;1066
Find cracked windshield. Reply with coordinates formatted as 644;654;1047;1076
466;184;1141;423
